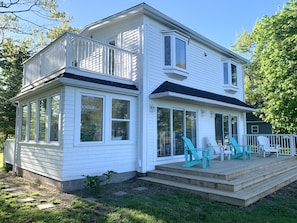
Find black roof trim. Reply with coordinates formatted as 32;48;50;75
151;81;253;109
62;73;138;91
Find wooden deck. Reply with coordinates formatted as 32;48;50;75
139;155;297;207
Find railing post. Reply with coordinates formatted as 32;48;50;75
65;32;71;68
290;134;295;156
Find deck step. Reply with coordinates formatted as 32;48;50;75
140;168;297;207
148;159;297;192
155;156;295;180
139;156;297;206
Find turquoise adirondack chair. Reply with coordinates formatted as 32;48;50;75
228;136;251;160
182;136;211;168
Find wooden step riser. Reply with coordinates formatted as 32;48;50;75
140;171;297;207
149;161;297;192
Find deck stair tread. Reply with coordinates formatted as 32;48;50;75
156;156;295;180
139;156;297;206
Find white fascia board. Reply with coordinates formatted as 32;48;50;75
59;77;139;97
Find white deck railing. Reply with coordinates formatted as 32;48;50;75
244;134;297;156
23;32;137;86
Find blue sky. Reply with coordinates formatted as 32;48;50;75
58;0;287;49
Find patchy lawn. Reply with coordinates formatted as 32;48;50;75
1;152;297;222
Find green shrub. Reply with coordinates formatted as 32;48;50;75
83;170;117;197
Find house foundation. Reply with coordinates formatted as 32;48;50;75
15;167;136;192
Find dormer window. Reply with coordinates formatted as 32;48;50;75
162;31;189;80
223;60;239;93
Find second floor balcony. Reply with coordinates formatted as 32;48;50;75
23;32;138;88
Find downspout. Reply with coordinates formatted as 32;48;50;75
11;101;19;176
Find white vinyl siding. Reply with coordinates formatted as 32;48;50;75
17;144;63;180
62;87;137;181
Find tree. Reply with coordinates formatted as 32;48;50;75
0;38;30;140
232;0;297;133
0;1;80;143
0;0;79;45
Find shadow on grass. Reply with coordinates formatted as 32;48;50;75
1;162;297;223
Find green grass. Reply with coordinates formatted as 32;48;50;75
1;152;297;222
0;151;3;171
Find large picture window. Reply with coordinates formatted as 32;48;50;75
80;95;103;142
112;99;130;140
157;107;196;158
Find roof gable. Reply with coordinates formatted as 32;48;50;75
81;3;247;64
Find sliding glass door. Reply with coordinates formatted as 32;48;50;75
157;107;196;158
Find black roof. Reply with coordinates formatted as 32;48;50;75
62;73;138;91
151;81;253;109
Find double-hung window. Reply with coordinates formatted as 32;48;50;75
112;99;130;140
223;60;239;93
163;31;188;80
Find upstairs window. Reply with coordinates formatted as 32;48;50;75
223;60;239;93
163;31;188;80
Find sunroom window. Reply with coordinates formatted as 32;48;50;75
38;98;47;141
223;60;239;93
20;93;60;143
163;31;189;80
21;105;27;141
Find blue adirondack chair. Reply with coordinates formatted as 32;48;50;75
228;136;251;160
182;136;211;168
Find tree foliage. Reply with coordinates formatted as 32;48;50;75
0;1;80;142
232;0;297;133
0;38;30;140
0;0;79;45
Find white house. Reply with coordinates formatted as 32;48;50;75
11;3;255;191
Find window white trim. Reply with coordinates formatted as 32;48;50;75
74;89;135;146
223;59;239;93
75;92;105;146
162;30;189;80
19;92;61;145
251;125;259;134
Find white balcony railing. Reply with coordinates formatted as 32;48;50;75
23;32;137;86
244;134;297;156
